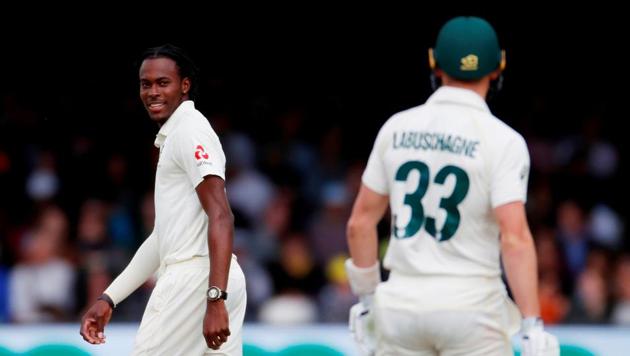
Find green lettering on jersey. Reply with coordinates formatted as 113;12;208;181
392;131;479;158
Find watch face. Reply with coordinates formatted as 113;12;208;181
208;288;219;299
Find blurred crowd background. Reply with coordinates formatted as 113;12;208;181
1;11;628;328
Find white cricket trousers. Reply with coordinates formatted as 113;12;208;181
132;256;247;356
373;272;520;356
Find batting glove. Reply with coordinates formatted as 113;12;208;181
349;295;376;356
520;317;560;356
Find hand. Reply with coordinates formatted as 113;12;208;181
80;300;113;345
349;297;376;356
521;317;559;356
204;300;231;350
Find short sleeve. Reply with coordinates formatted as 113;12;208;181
173;125;226;188
490;135;530;208
362;123;391;195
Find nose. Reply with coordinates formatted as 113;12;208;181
149;84;160;97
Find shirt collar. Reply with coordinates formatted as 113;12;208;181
426;86;490;113
154;100;195;148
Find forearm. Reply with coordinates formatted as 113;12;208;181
104;232;160;305
345;215;381;300
502;232;540;317
208;214;234;290
347;217;379;268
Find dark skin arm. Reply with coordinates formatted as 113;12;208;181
196;175;234;350
79;300;112;344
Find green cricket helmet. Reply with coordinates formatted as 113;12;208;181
429;16;506;81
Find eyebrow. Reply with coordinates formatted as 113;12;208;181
140;76;172;82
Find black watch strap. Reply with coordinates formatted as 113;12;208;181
97;293;115;309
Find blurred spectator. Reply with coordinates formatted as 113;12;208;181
535;227;570;324
318;254;357;323
103;153;137;249
226;132;275;227
25;150;59;202
74;199;129;315
538;271;569;325
308;181;351;264
0;265;8;323
8;206;75;322
527;136;556;175
564;267;610;324
526;180;554;228
250;189;293;263
344;161;365;201
108;204;136;250
582;117;618;180
588;204;623;249
611;255;630;325
276;108;317;182
536;227;568;282
556;200;591;278
258;294;318;325
585;248;612;278
300;126;346;202
233;231;273;321
267;232;326;297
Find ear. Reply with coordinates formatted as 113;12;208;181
181;77;191;96
428;48;436;70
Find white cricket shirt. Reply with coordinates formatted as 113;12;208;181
363;86;530;278
153;100;226;265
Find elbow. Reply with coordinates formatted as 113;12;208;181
500;231;534;254
347;215;372;242
210;209;234;228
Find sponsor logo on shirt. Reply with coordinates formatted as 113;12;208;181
195;145;209;160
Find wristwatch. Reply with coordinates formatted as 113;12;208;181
207;286;228;302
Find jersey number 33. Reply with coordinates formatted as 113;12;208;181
393;160;470;242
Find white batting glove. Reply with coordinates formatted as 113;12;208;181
520;317;559;356
349;296;376;356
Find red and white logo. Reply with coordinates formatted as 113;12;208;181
195;145;209;160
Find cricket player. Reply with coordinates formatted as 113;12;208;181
80;44;246;355
345;17;559;356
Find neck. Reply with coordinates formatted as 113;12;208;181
441;76;490;99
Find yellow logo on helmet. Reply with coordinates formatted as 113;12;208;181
460;54;479;71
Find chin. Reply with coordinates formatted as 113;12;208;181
148;112;168;123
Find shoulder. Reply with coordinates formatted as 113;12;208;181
390;104;428;124
182;109;213;132
173;110;217;141
484;114;527;150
